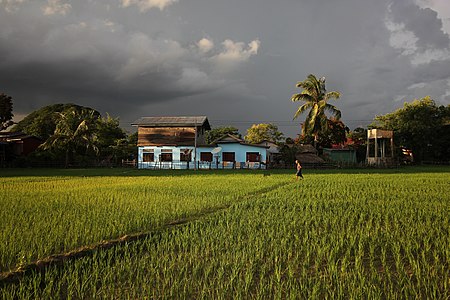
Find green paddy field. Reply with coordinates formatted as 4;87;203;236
0;166;449;299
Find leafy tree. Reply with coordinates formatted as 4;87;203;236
41;108;100;167
291;74;341;148
96;114;127;160
348;127;366;145
244;123;284;144
297;118;348;148
11;103;130;166
205;126;241;144
320;118;349;148
0;93;14;131
13;103;99;140
279;143;299;166
128;131;138;145
347;127;367;162
370;96;450;162
107;132;138;164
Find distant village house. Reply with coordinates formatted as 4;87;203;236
0;132;42;164
132;116;270;169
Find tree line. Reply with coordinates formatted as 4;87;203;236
1;100;136;167
1;73;449;167
207;74;449;164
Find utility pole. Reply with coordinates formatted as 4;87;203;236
194;121;197;170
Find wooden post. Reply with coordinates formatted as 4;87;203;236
374;135;378;165
390;137;394;158
366;131;370;163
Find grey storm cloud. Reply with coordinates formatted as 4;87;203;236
0;0;449;136
0;1;259;109
390;0;449;50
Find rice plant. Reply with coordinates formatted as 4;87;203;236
0;167;449;298
0;169;287;271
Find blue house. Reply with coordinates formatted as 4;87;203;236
199;134;268;169
132;116;268;169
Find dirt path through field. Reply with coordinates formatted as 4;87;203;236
0;180;292;285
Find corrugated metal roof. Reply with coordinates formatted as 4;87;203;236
210;134;269;148
0;131;40;142
210;134;243;144
132;116;210;129
0;131;27;138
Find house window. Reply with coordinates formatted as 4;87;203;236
160;149;173;162
222;152;235;162
200;152;213;162
143;149;154;162
246;152;260;162
180;149;192;162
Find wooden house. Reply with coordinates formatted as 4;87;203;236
132;116;210;169
132;116;269;169
0;132;42;164
133;116;211;147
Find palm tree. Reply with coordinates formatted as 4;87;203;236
41;108;99;167
291;74;341;149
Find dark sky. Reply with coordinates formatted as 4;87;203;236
1;0;450;137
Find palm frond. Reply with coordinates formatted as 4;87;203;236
306;74;322;100
291;93;313;103
306;74;318;83
293;102;312;119
319;113;328;133
324;103;342;119
325;91;340;100
305;104;319;134
292;74;343;145
296;75;320;99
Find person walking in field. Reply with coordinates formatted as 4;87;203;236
295;160;303;180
